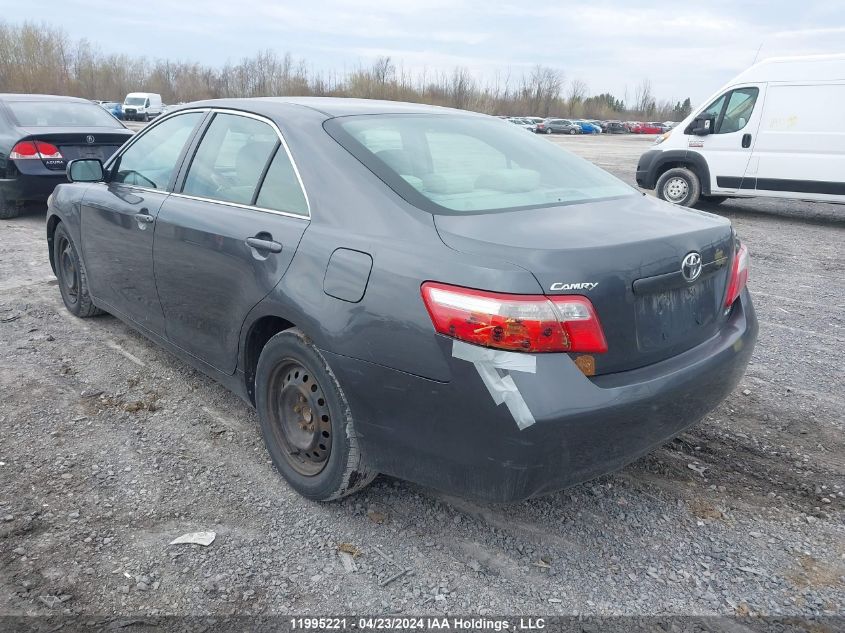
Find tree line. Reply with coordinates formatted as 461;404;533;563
0;21;693;121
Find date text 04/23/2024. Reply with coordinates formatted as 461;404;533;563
289;617;547;631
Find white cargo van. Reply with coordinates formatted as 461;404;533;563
122;92;163;122
636;54;845;207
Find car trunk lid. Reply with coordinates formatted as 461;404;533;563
16;127;132;170
433;194;735;375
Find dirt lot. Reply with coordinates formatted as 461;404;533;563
1;133;843;618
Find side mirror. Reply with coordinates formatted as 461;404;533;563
689;115;715;136
67;159;104;183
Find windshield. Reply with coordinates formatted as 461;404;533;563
326;114;635;214
125;97;146;105
6;101;125;128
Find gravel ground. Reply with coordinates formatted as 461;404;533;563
0;133;843;618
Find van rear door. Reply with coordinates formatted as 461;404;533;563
689;84;764;195
745;82;845;202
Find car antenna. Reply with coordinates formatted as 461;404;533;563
752;42;764;65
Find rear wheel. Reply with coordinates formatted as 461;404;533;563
545;128;552;134
656;167;701;207
256;329;376;501
0;191;21;220
569;128;577;135
53;223;104;317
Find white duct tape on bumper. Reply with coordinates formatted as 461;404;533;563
452;340;537;430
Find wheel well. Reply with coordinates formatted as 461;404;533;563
46;215;61;274
244;315;295;404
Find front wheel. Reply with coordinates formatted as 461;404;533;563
255;329;377;501
655;167;701;207
53;223;104;317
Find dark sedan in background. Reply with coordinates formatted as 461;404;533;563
0;94;133;219
46;98;756;502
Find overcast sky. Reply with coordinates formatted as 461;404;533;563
14;0;845;104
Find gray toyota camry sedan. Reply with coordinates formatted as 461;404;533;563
46;98;757;502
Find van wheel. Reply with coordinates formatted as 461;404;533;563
656;167;701;207
256;329;377;501
143;113;149;122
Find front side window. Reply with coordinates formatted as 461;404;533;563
112;112;203;189
718;88;759;134
182;113;278;206
6;100;124;128
326;114;635;214
698;87;759;135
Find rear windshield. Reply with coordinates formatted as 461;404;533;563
325;114;635;214
6;101;124;128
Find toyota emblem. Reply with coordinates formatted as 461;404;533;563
86;135;95;144
681;252;703;282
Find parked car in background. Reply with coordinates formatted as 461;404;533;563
638;53;845;207
543;118;581;134
574;120;601;134
122;92;163;121
99;101;123;120
631;122;664;134
602;121;629;134
506;117;536;131
0;94;133;219
46;97;756;502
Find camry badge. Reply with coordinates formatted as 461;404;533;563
549;282;598;291
682;252;702;282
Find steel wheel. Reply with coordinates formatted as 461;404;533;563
268;359;333;476
663;177;689;203
57;235;80;307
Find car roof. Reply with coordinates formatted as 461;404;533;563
0;93;95;103
180;97;485;119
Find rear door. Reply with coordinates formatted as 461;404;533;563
747;82;845;202
80;111;206;334
690;85;764;194
153;110;310;374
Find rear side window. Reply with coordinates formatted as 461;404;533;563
6;100;124;128
255;147;309;216
182;113;278;206
326;114;634;214
112;112;203;189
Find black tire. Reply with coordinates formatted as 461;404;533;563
143;113;149;122
656;167;701;207
0;190;21;220
256;329;376;501
53;223;104;317
569;128;577;135
701;195;728;205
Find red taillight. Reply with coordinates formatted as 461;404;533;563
420;282;608;353
724;242;749;308
35;141;62;159
10;141;38;159
10;140;63;160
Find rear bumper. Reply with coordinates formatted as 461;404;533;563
0;170;66;203
324;291;757;502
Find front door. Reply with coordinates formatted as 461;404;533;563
80;111;205;333
687;85;764;194
153;111;310;374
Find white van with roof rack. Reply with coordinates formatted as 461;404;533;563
636;54;845;207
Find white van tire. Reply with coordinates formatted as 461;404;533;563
656;167;701;207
